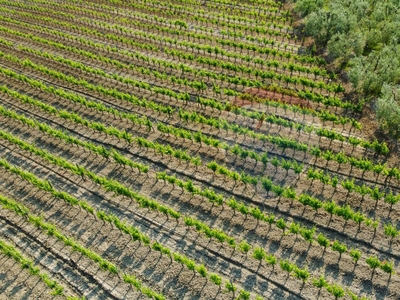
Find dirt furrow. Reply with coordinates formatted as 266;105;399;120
0;210;146;300
0;252;60;300
0;85;398;224
0;152;312;300
0;43;353;158
0;97;399;265
0;109;399;300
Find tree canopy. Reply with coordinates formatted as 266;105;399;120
376;84;400;137
293;0;400;137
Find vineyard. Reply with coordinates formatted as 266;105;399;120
0;0;399;299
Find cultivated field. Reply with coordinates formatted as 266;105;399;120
0;0;399;299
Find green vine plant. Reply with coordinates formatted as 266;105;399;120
0;238;66;297
0;193;165;300
0;128;360;298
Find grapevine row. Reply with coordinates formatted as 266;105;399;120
0;192;165;300
0;5;328;91
1;81;399;237
155;171;372;264
0;126;314;294
14;42;373;152
307;168;400;210
0;111;365;299
0;9;335;95
1;61;398;184
206;161;382;229
0;238;67;297
13;0;292;36
0;102;387;298
0;157;251;293
157;123;399;220
0;14;353;125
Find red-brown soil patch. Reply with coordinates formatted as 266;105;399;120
237;87;312;109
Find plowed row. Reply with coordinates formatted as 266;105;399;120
0;1;399;300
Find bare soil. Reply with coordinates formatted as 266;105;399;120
0;1;399;299
240;88;313;110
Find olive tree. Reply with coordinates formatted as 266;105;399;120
327;31;366;65
304;5;357;47
293;0;324;17
349;44;400;95
376;84;400;138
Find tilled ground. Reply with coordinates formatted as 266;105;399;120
0;1;399;300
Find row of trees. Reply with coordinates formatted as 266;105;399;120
293;0;400;137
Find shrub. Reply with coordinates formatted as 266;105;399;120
289;222;300;235
312;276;327;288
326;283;345;299
210;274;222;285
276;218;287;231
265;254;277;266
385;193;400;206
237;290;250;300
192;262;206;278
250;207;263;220
331;241;347;255
238;241;251;253
299;226;316;243
293;267;310;282
317;233;330;248
280;260;295;273
384;224;399;239
366;256;381;270
380;261;395;274
225;281;237;293
376;84;400;138
208;161;218;172
252;247;266;260
349;248;361;263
